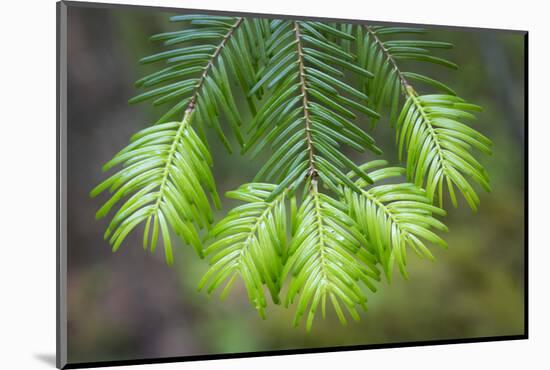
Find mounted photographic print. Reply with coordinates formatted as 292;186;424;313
57;1;527;368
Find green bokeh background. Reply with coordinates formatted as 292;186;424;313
65;4;525;364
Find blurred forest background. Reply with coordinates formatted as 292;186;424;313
65;3;525;364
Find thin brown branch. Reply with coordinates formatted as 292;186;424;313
364;25;414;95
185;17;244;114
153;18;244;219
293;21;318;180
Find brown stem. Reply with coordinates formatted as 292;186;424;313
293;21;318;181
185;17;244;114
364;25;415;96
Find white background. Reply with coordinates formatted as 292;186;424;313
0;0;544;368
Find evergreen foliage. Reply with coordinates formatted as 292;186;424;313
92;15;492;329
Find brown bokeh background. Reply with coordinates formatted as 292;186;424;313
65;4;525;364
